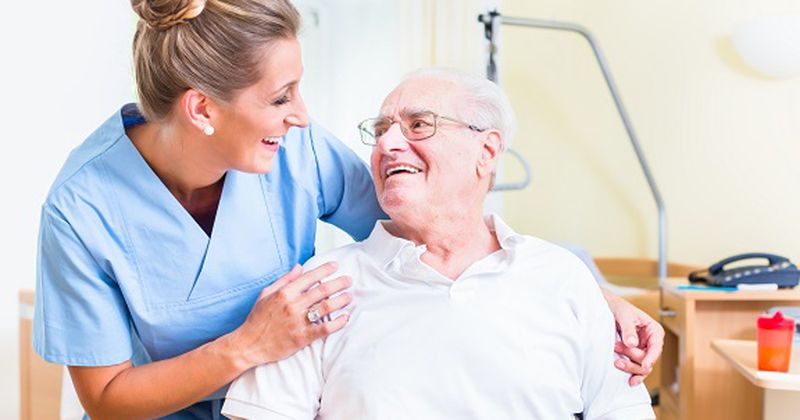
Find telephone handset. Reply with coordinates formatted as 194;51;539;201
688;253;800;289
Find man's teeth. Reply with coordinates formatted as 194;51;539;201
262;137;280;145
386;165;422;177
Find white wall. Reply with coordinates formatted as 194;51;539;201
0;1;135;417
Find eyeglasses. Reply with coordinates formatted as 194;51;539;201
357;110;487;146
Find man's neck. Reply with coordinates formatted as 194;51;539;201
386;208;500;281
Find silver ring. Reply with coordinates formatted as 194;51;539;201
306;307;322;324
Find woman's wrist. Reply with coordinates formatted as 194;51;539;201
213;329;258;374
599;286;621;307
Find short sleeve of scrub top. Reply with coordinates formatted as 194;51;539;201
36;204;134;365
308;123;380;239
33;104;385;417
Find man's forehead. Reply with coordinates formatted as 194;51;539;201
380;78;461;116
382;106;435;118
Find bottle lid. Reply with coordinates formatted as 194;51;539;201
758;311;796;330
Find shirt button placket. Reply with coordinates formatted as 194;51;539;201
449;281;477;304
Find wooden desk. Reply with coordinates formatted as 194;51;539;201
658;278;800;420
712;339;800;420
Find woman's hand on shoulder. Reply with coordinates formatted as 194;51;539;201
227;262;353;370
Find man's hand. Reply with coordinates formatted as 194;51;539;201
601;288;665;386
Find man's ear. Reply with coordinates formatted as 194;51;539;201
476;129;503;179
179;89;218;133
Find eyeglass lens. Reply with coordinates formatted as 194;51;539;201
370;112;436;141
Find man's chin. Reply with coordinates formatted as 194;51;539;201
378;191;422;216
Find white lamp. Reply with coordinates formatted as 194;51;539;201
732;15;800;79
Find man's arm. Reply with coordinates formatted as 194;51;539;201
222;340;324;420
560;243;664;382
222;341;323;420
223;258;337;420
572;272;655;419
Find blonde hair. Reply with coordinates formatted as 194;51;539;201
130;0;300;121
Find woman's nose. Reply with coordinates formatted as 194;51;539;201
286;95;309;128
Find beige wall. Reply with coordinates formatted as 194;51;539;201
499;0;800;266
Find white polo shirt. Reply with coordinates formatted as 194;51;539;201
223;215;655;420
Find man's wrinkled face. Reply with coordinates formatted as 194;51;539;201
370;78;486;219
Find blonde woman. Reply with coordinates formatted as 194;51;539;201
33;1;662;418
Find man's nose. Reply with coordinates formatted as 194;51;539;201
376;123;409;153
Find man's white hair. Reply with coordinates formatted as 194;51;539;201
401;68;516;150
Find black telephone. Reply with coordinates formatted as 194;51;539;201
688;253;800;289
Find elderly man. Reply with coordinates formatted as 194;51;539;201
222;69;656;420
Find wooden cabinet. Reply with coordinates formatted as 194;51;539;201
19;290;62;420
658;279;800;420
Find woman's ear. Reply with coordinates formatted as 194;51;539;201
476;130;503;179
179;89;216;134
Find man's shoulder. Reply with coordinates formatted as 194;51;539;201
513;234;587;268
506;235;601;298
490;215;584;268
303;241;369;272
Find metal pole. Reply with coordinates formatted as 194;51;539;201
479;11;668;280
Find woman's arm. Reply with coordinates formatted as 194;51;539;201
305;122;387;240
70;263;352;420
601;287;665;386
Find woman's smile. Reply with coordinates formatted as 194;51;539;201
261;136;281;152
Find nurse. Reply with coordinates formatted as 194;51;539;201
33;0;661;418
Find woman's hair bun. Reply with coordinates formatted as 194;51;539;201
131;0;207;30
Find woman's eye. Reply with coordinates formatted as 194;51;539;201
271;95;291;106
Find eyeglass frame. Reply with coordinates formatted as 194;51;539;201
357;110;487;146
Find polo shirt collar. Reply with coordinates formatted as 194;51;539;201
361;213;525;272
361;220;425;270
485;213;526;250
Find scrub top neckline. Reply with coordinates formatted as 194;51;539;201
108;104;287;307
119;104;230;241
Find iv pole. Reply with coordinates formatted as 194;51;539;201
478;10;668;280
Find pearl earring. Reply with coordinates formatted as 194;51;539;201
203;125;215;136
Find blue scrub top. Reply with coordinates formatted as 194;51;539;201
33;104;385;419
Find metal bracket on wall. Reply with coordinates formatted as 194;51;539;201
478;9;668;279
491;148;532;192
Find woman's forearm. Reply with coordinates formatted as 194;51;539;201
599;286;620;305
70;333;248;420
70;263;350;419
